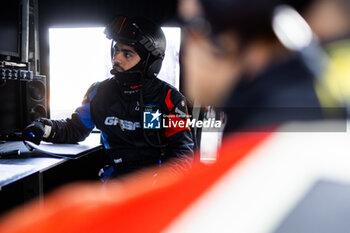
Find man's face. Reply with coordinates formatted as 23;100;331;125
113;42;141;72
183;30;243;106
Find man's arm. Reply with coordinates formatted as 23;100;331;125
163;89;195;173
45;82;100;143
23;83;99;144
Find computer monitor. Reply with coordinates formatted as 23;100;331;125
0;0;21;58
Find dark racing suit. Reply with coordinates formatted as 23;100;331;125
44;76;194;176
223;55;326;134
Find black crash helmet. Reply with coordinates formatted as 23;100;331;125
104;16;166;77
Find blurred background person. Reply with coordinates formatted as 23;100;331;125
286;0;350;110
181;0;330;134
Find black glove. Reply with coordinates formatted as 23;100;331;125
22;119;53;145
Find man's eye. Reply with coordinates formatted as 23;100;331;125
124;53;132;58
114;49;120;55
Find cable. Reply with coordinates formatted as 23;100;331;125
139;54;168;149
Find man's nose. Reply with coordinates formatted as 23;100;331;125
113;53;122;63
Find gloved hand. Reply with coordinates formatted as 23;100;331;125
22;119;53;145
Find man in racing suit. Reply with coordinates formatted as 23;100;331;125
22;16;194;177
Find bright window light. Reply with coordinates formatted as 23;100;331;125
49;27;111;119
158;27;181;90
49;26;181;119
